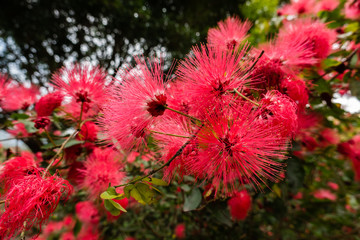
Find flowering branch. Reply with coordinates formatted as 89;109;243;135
42;130;79;178
149;130;191;139
114;124;204;188
164;105;203;123
233;88;260;106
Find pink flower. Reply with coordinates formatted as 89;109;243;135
77;225;101;240
176;44;254;115
75;201;100;225
260;90;298;138
101;58;169;150
7;122;32;138
277;0;315;16
278;19;337;60
61;231;76;240
52;64;108;115
35;91;64;117
80;148;125;199
344;0;360;19
281;77;309;112
315;0;339;12
175;223;186;239
77;121;99;142
313;189;337;201
293;192;303;200
227;190;252;220
319;128;340;146
0;170;73;239
1;84;39;111
0;156;37;193
327;182;339;191
207;16;252;51
186;103;288;195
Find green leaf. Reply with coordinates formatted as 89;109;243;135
135;182;156;204
144;177;168;186
130;187;146;205
41;139;84;149
109;199;127;212
104;199;121;216
73;219;82;236
183;188;202;212
64;139;84;148
10;113;29;120
349;79;360;99
286;157;305;194
124;185;134;199
322;59;341;69
18;120;37;133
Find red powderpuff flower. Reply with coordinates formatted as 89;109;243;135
227;190;252;221
0;156;37;192
80;148;125;199
150;115;195;180
52;64;108;113
315;0;339;13
344;0;360;20
77;225;100;240
7;122;32;138
313;189;337;201
260;90;298;138
186;103;288;195
60;231;75;240
35;91;64;117
278;19;337;60
75;201;100;225
280;76;309;112
207;17;252;51
277;0;315;16
77;121;99;142
319;128;340;147
34;116;51;129
0;170;73;239
1;84;39;111
176;44;254;115
327;182;339;191
100;58;169;150
175;223;186;239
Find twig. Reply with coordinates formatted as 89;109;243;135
42;130;79;178
114;124;204;188
164;105;203;123
233;88;260;106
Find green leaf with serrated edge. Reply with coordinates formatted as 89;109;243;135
109;199;127;212
130;187;146;205
104;199;121;216
183;188;202;212
144;177;168;186
124;185;134;199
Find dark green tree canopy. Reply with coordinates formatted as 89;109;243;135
0;0;246;85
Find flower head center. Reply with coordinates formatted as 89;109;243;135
146;93;167;117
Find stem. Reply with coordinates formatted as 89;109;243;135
149;130;190;139
78;101;84;130
0;136;29;142
164;105;202;123
44;129;56;147
245;50;264;76
42;130;79;178
20;221;27;240
0;200;5;204
233;88;260;106
114;124;204;188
